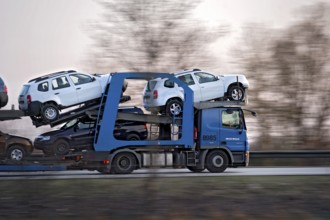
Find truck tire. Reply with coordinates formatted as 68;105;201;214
53;139;70;156
165;99;183;116
42;104;59;122
112;153;136;174
205;150;228;173
228;86;245;101
7;145;26;161
187;166;205;173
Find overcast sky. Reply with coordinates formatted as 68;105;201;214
0;0;323;108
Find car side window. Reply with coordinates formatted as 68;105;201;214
164;79;174;88
70;74;94;85
78;121;95;129
37;82;49;92
52;76;71;90
194;72;217;84
178;74;195;85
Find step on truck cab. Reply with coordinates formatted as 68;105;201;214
78;72;252;174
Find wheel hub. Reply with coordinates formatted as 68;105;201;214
11;149;23;160
212;155;224;167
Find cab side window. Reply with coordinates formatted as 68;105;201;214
37;82;49;92
222;110;241;129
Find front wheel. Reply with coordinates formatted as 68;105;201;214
42;104;59;122
228;86;245;101
7;145;26;161
112;153;137;174
205;150;229;173
53;139;70;156
165;99;183;116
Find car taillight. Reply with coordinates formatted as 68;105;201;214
27;95;32;104
4;85;7;93
194;127;197;140
144;123;147;130
153;90;158;99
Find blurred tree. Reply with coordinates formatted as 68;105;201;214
235;3;330;150
86;0;227;72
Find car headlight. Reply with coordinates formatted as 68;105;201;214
36;136;51;141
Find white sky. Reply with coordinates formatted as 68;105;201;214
0;0;323;108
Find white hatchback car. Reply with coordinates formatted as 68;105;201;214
143;69;249;115
18;70;116;122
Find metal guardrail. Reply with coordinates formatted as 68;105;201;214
250;150;330;158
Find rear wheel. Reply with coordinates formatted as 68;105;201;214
187;166;205;173
53;139;70;156
126;133;140;141
112;153;136;174
165;99;183;116
7;145;26;161
42;104;59;122
205;150;229;173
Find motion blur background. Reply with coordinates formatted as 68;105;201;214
0;0;329;151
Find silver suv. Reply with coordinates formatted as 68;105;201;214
18;70;114;122
143;69;249;115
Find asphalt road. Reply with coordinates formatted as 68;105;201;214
0;167;329;180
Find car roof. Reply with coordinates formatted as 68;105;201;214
28;70;77;83
173;68;202;77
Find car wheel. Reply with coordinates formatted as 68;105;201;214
0;93;8;108
205;150;229;173
42;104;59;122
112;153;137;174
53;140;70;156
7;145;26;161
228;86;245;101
42;148;55;156
165;99;183;116
126;133;140;141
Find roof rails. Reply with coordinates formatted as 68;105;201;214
28;70;77;83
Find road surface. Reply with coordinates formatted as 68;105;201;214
0;167;329;180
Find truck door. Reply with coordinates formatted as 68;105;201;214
199;108;221;148
219;109;247;151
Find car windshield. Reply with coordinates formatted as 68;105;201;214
146;80;158;91
61;118;78;130
19;85;30;95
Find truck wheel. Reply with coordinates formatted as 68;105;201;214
187;166;205;173
228;86;245;101
53;140;70;156
205;150;228;173
112;153;136;174
42;104;59;122
7;145;26;161
165;99;183;116
127;133;140;141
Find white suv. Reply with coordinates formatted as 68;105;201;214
18;70;115;122
143;69;249;115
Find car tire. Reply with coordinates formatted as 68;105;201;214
205;150;229;173
228;85;245;101
41;104;59;122
165;99;183;116
53;139;70;156
126;133;140;141
7;145;26;161
0;93;8;108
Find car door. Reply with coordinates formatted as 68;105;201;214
177;73;202;102
69;73;103;103
193;72;224;101
70;121;95;149
51;76;78;107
